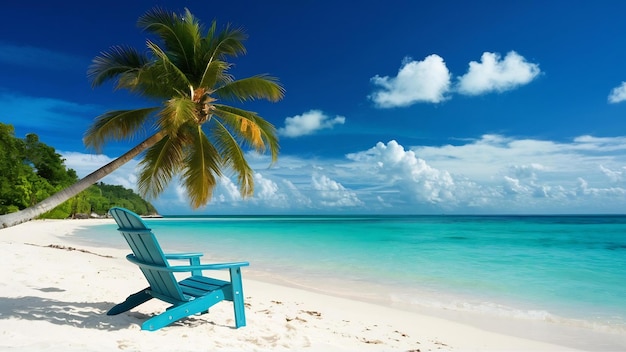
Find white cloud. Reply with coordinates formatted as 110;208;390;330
369;55;451;107
577;177;626;197
281;179;313;207
61;152;139;190
253;173;280;200
600;165;625;183
311;174;363;207
212;176;243;203
503;176;526;195
248;173;296;208
278;110;345;138
347;140;459;207
409;135;576;182
509;163;545;180
406;135;626;211
174;183;186;203
62;134;626;215
456;51;541;95
608;82;626;103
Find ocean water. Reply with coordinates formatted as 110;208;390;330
76;215;626;334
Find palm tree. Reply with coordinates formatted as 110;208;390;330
0;7;283;228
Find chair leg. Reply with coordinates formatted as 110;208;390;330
229;267;246;328
107;288;152;315
141;293;225;331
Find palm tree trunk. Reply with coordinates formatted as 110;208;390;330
0;132;164;229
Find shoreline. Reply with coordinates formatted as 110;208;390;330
0;219;620;351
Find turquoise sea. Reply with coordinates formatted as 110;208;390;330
76;215;626;336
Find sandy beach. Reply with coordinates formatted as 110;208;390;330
0;219;599;351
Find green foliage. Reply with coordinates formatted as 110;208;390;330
40;183;157;218
24;133;77;186
91;183;157;215
0;123;158;218
43;205;72;219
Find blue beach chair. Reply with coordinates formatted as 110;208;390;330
107;207;249;331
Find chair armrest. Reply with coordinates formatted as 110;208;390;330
164;252;204;260
169;261;250;272
164;252;204;269
127;254;249;273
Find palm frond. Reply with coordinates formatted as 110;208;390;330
181;125;222;208
195;21;246;89
213;105;280;163
88;46;149;88
205;21;248;59
138;7;202;75
214;75;285;103
157;96;196;136
198;59;231;91
146;39;191;91
83;107;159;152
137;134;185;198
212;107;263;150
122;64;174;99
211;119;255;198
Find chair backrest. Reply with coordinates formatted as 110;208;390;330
109;207;185;302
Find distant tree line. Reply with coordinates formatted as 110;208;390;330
0;123;158;218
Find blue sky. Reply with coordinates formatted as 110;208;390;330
2;1;626;215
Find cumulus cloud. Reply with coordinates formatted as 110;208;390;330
61;152;139;190
311;174;363;207
410;134;578;182
600;165;625;183
369;55;451;107
278;110;345;138
571;135;626;152
368;51;540;107
408;134;626;209
577;177;626;197
212;176;243;203
347;140;458;206
456;51;541;95
503;176;526;195
503;176;554;199
248;173;298;208
509;163;545;180
253;173;281;200
502;163;556;199
62;134;626;215
608;82;626;103
281;179;313;207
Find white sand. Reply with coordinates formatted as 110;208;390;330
0;219;603;351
